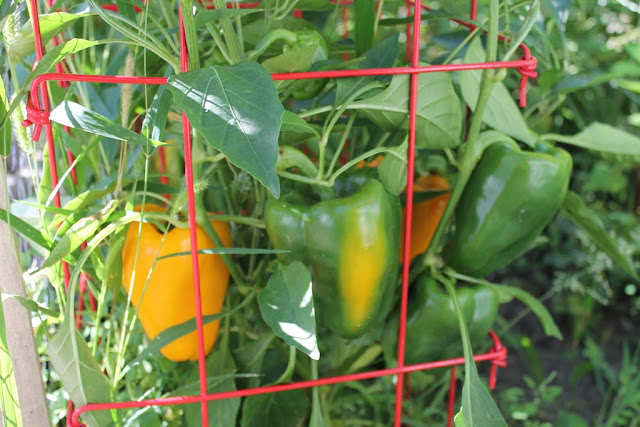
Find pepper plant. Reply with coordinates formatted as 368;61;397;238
1;0;640;426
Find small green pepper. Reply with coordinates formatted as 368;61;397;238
250;29;329;100
383;274;499;365
444;140;572;277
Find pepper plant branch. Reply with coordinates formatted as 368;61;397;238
212;0;244;63
425;0;501;263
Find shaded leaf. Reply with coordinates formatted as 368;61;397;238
6;6;94;60
280;111;318;138
167;62;283;197
48;319;114;427
548;122;640;162
195;8;261;28
1;39;100;129
351;72;461;149
459;38;536;147
258;262;319;360
562;191;639;280
240;390;309;427
378;141;407;195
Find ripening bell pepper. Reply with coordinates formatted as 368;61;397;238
400;174;451;264
383;274;499;365
251;28;329;100
121;205;232;362
444;140;572;277
265;180;401;338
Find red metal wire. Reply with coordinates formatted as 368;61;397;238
177;9;211;425
394;0;422;423
447;367;457;427
22;1;521;425
70;338;507;425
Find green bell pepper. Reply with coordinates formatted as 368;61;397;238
250;28;329;100
383;274;499;365
444;140;572;277
264;179;401;338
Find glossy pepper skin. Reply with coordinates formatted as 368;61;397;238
264;180;401;338
383;274;499;365
121;205;232;362
444;140;572;277
400;174;451;264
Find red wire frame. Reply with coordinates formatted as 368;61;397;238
20;0;535;425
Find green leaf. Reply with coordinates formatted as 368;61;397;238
280;110;319;138
261;44;318;93
1;38;101;130
0;75;10;157
546;123;640;162
258;262;319;360
195;8;261;28
562;191;639;280
489;284;562;339
351;71;462;149
47;318;114;427
459;38;536;147
378;141;407;195
0;208;51;250
232;334;275;389
0;295;21;427
336;33;401;104
104;231;126;298
49;101;153;146
3;294;60;319
184;347;240;427
141;70;174;141
167;62;283;198
41;201;118;270
6;6;94;60
353;0;375;56
439;279;507;427
240;390;309;427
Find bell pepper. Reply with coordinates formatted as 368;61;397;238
400;174;450;264
121;204;232;362
383;274;499;365
251;28;329;100
264;180;401;338
444;140;572;277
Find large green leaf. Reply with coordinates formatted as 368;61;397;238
546;122;640;162
6;6;95;60
49;102;153;146
353;0;375;56
258;262;319;360
351;71;462;149
262;44;318;93
240;390;309;427
47;319;114;427
561;191;639;280
459;38;536;147
167;62;283;198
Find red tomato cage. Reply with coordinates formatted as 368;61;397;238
21;0;537;425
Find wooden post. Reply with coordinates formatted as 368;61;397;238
0;161;51;426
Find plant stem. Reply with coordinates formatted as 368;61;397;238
425;0;501;262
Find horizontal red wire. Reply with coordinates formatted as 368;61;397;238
71;342;507;426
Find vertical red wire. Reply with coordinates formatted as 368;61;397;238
393;0;422;424
178;9;210;426
447;367;457;427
